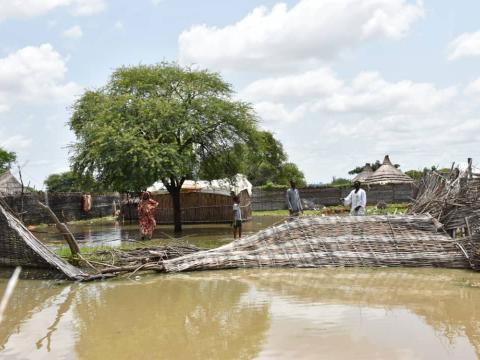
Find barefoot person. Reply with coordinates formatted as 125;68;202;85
232;195;242;239
137;192;159;240
343;181;367;216
286;180;303;218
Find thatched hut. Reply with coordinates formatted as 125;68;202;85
352;163;374;183
364;155;414;185
141;174;253;224
0;170;23;196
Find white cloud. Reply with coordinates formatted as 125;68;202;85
240;68;480;182
242;68;456;119
62;25;83;39
254;102;309;123
0;0;106;21
448;31;480;61
466;77;480;96
179;0;424;71
0;44;81;109
152;0;164;5
70;0;106;16
0;135;32;151
242;68;343;102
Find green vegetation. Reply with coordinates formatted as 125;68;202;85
0;147;16;172
405;166;451;180
200;130;306;187
69;63;258;232
67;216;117;226
253;203;408;217
55;243;140;261
44;171;109;192
328;177;352;187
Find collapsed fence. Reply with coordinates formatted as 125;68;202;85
1;165;480;280
162;215;474;273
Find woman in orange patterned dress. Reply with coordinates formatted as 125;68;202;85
137;192;159;240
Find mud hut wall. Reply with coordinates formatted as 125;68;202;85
2;192;120;225
252;184;414;211
122;190;252;224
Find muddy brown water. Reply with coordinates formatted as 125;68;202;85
1;268;480;359
1;217;480;359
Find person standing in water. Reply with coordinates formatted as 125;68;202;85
286;180;303;218
137;192;159;240
232;195;242;239
343;181;367;216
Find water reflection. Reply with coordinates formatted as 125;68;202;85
1;268;480;359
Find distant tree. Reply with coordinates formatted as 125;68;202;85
329;177;351;187
276;162;306;187
404;170;423;180
44;171;106;192
405;166;451;180
348;160;400;175
69;63;257;232
0;147;16;173
199;130;306;187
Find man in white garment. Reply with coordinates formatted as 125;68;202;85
286;180;303;217
343;181;367;216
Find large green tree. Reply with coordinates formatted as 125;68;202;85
44;171;107;192
0;147;16;173
69;63;257;232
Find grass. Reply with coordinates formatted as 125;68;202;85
253;203;409;217
27;216;117;230
55;242;144;263
66;216;117;226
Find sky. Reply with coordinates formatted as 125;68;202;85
1;0;480;188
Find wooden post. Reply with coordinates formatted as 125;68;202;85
468;158;473;180
37;201;80;256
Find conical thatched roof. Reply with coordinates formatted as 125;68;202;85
0;170;23;195
352;163;374;183
364;155;414;185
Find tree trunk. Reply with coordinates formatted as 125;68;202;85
163;177;185;233
170;187;182;233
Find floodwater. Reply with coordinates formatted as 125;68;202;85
33;216;283;250
2;217;480;359
1;268;480;359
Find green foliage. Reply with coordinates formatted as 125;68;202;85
348;160;400;175
404;169;424;180
69;63;258;193
205;130;306;187
405;166;451;180
259;181;288;190
276;162;306;187
44;171;107;192
0;147;16;172
329;177;352;187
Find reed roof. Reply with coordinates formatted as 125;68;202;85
364;155;414;185
0;170;23;195
352;163;374;183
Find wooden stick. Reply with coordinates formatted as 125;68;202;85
37;201;80;256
